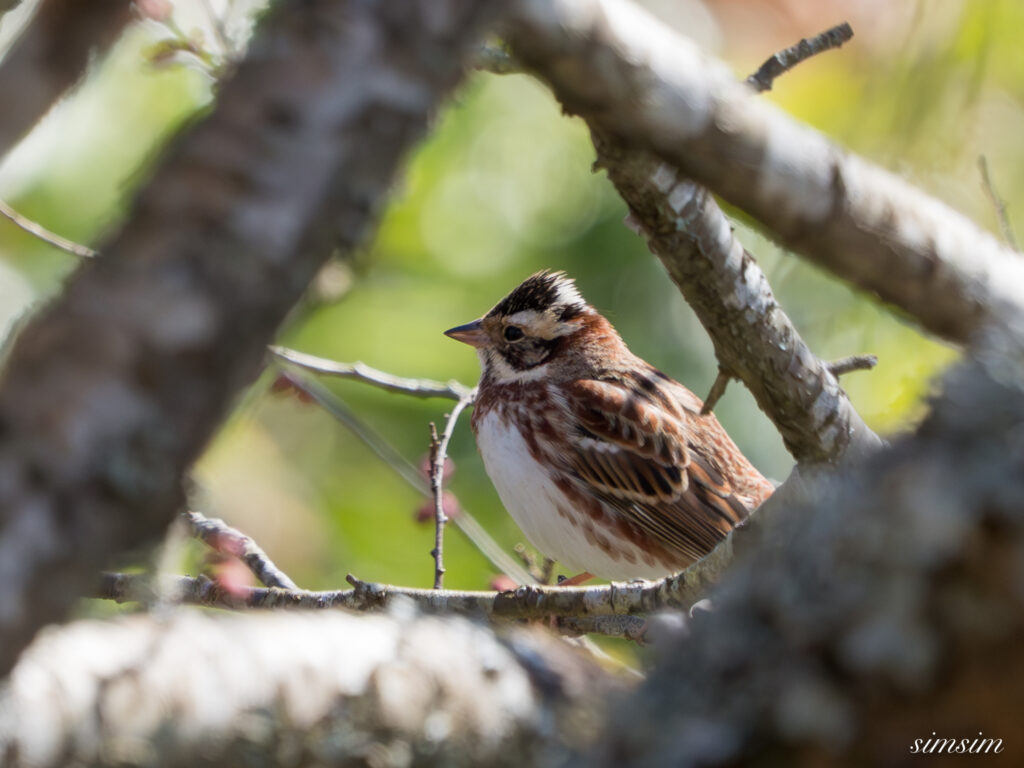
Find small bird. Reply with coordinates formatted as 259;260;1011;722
445;271;773;581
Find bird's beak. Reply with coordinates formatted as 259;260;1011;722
444;319;488;348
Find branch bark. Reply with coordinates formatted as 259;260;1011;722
503;0;1024;343
0;0;502;676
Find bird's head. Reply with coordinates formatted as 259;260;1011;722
444;271;596;383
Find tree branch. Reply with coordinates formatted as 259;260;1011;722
745;22;853;93
183;510;299;590
0;198;97;257
428;391;475;589
270;345;473;400
99;534;736;620
978;155;1018;251
0;609;621;766
0;0;504;676
503;0;1024;343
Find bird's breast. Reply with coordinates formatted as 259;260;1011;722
474;407;671;581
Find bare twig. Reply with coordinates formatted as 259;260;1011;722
428;393;476;589
978;155;1018;251
273;366;533;585
428;423;446;587
183;510;299;590
700;368;733;416
746;22;853;93
827;354;878;377
0;199;96;257
270;346;472;400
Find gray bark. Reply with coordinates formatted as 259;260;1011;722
0;0;502;676
0;608;619;767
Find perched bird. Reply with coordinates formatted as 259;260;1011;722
445;271;773;581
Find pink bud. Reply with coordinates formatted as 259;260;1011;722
489;575;518;592
414;492;460;523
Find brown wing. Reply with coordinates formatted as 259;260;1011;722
563;377;755;564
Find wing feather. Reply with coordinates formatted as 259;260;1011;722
561;377;755;563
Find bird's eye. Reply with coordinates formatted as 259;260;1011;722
503;326;524;342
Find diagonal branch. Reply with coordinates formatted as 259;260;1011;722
183;510;299;590
745;22;853;93
503;0;1024;343
270;345;472;400
593;132;881;462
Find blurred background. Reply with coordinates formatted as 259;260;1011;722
0;0;1016;594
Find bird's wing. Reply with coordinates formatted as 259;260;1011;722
561;377;752;562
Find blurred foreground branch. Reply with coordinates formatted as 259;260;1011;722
0;610;621;767
0;0;132;157
0;0;503;676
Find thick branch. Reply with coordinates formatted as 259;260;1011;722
0;610;621;766
0;0;502;676
504;0;1024;342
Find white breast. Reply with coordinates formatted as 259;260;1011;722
475;409;668;581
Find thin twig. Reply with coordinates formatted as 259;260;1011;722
827;354;878;377
184;510;299;590
700;368;733;416
428;423;446;588
978;155;1019;251
0;199;96;258
745;22;854;93
271;365;533;585
270;346;472;400
429;392;474;589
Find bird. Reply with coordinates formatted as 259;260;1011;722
444;270;774;582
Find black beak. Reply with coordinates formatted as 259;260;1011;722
444;319;488;348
